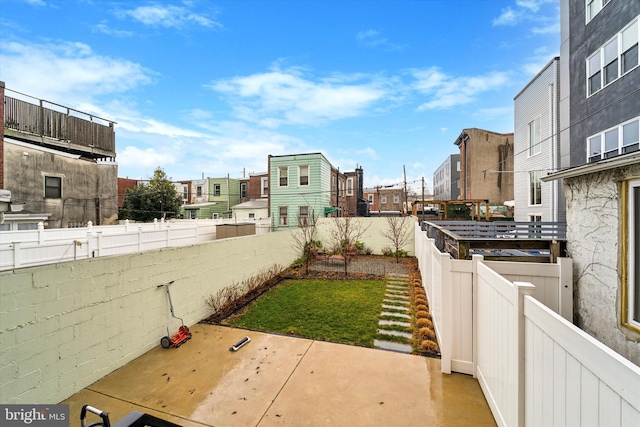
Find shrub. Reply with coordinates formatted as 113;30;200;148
416;318;430;328
418;327;436;341
415;304;429;312
382;246;393;257
420;340;439;354
417;318;433;330
416;310;430;319
414;297;427;306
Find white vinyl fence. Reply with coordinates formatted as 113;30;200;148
0;218;271;271
415;223;640;427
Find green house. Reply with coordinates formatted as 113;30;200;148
268;153;335;230
182;177;240;219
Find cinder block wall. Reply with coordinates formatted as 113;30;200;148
0;230;298;404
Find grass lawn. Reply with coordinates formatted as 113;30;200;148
225;278;388;347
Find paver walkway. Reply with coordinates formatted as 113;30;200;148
374;273;413;353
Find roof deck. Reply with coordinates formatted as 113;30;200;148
3;91;116;160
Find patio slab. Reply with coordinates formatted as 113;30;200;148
63;323;496;427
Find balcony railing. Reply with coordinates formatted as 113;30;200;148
4;92;116;159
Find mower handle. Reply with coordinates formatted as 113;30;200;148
80;405;111;427
157;280;175;288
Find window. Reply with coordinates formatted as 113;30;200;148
299;206;309;225
381;195;387;204
214;184;221;197
588;117;640;162
529;117;541;156
622;20;639;74
368;194;374;204
212;213;219;219
586;0;611;23
278;166;288;187
299;165;309;186
529;215;542;237
44;176;62;199
587;18;639;96
183;186;188;200
240;182;247;199
346;178;354;196
261;177;269;197
393;194;400;204
196;186;202;197
189;210;197;219
249;213;255;219
623;178;640;331
332;175;336;194
529;171;542;206
279;206;288;226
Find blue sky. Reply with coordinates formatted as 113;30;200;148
0;0;559;192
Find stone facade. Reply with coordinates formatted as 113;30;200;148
564;163;640;366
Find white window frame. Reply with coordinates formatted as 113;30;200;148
528;117;541;157
240;182;247;199
196;185;202;197
393;194;400;204
299;206;309;226
586;17;639;97
278;166;289;188
529;171;542;206
623;178;640;332
214;184;221;197
586;0;611;23
279;206;288;226
381;195;387;204
189;210;197;219
261;177;269;197
346;177;354;196
298;165;309;187
587;116;640;163
368;194;374;204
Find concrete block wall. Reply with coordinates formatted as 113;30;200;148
0;230;297;404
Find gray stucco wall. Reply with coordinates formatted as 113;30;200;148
565;163;640;366
569;0;640;167
4;140;118;228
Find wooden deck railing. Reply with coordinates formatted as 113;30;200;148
4;94;116;158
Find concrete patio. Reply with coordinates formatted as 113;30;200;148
63;324;495;427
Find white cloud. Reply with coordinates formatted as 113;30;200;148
116;4;222;29
119;146;176;171
0;40;153;105
93;21;134;38
356;29;405;52
493;0;558;33
493;7;520;26
207;64;389;128
411;67;509;110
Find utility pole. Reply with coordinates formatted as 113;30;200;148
403;165;408;216
421;177;425;223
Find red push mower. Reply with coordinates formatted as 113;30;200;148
157;280;192;349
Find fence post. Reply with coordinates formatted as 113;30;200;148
138;225;143;252
440;251;452;374
166;225;171;246
125;219;130;233
154;218;158;230
513;281;535;427
558;257;573;322
96;231;103;257
38;222;45;245
472;254;483;379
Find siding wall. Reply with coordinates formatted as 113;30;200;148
269;154;332;229
514;58;564;222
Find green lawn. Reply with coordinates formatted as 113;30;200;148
226;278;388;347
